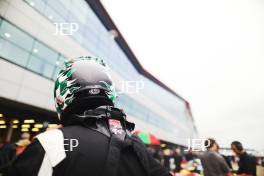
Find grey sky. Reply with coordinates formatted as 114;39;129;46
102;0;264;151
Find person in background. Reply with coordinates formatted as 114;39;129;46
154;147;163;163
231;141;256;176
173;148;183;173
15;132;31;155
0;132;31;175
216;143;233;170
183;148;202;174
148;146;162;163
185;149;196;162
162;148;173;172
200;138;232;176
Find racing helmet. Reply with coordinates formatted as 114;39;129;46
54;56;117;123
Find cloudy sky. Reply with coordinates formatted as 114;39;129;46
101;0;264;150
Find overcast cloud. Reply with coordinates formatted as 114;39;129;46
102;0;264;151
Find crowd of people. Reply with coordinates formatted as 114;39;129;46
147;138;263;176
1;132;263;176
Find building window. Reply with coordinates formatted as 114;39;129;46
0;38;30;67
0;18;65;80
0;21;34;51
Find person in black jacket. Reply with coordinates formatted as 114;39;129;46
0;143;16;174
0;132;31;175
8;56;170;176
231;141;256;176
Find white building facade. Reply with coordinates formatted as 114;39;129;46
0;0;198;145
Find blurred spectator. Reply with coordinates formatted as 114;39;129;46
185;149;196;162
0;142;16;173
0;132;31;174
231;141;256;176
216;143;233;169
200;138;232;176
162;148;174;172
15;132;31;155
153;147;163;163
173;148;183;172
183;149;202;174
147;145;163;163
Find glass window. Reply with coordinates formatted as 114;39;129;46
0;21;34;51
72;32;83;44
88;9;103;28
27;55;44;74
27;55;54;78
72;0;90;13
84;29;99;46
56;55;67;68
58;0;71;10
148;114;160;127
0;19;68;81
71;0;90;22
44;6;65;23
0;38;30;67
25;0;46;14
31;41;59;64
46;0;69;19
69;5;88;25
67;13;81;25
43;62;55;78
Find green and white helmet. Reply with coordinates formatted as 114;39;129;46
54;56;117;122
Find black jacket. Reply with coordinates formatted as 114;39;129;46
8;125;169;176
